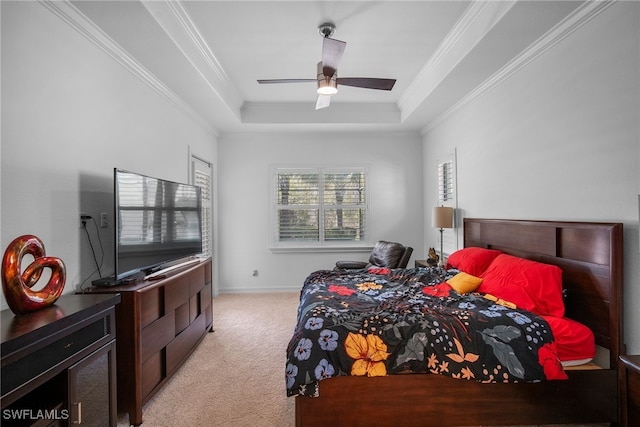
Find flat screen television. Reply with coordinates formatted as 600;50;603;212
114;168;203;281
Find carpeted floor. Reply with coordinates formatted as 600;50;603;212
117;292;298;427
117;292;608;427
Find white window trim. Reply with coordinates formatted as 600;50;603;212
270;165;371;252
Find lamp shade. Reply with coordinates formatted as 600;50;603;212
432;206;454;229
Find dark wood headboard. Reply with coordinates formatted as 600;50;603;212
463;218;624;368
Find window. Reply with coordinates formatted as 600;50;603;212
272;167;368;248
436;150;458;256
192;156;212;257
438;159;454;203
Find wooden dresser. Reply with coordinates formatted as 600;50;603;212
83;258;212;426
1;293;120;427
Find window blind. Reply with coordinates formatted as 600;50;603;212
193;158;212;257
436;151;458;258
438;160;454;203
273;167;368;247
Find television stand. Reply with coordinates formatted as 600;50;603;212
81;257;212;426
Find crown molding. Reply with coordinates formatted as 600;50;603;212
241;102;401;125
421;0;617;135
399;0;518;120
141;1;244;117
38;0;219;136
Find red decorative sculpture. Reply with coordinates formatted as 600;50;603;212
2;235;66;315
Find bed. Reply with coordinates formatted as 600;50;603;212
288;218;623;427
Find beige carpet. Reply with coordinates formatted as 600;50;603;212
117;292;608;427
117;292;298;427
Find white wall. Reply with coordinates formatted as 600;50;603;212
423;2;640;353
217;132;423;292
2;0;638;356
0;1;217;309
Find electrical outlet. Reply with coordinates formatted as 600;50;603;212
100;212;108;228
80;213;88;228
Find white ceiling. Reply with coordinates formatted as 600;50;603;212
67;1;585;134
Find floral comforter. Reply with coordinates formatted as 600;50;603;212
286;267;567;397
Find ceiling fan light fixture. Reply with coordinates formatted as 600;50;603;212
317;78;338;96
317;61;337;95
257;25;395;108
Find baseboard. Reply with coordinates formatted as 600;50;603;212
217;286;300;294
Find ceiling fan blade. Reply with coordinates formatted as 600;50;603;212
315;94;331;110
322;37;346;77
337;77;396;91
257;79;316;84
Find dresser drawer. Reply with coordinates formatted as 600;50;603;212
142;351;163;399
141;311;175;363
188;266;206;297
140;287;163;328
166;275;189;312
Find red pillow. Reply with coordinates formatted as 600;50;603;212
478;254;565;317
541;315;595;363
446;247;502;276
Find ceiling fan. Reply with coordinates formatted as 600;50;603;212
257;23;396;110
